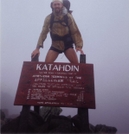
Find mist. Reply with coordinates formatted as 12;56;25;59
1;0;129;133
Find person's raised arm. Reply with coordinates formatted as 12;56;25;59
68;14;84;54
31;15;51;59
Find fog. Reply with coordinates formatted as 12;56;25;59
1;0;129;133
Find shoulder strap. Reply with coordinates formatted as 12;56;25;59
50;13;70;31
63;15;68;26
50;13;54;30
64;14;71;34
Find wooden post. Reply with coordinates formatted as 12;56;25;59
17;54;40;132
18;105;30;133
31;54;40;114
78;54;90;133
31;54;39;62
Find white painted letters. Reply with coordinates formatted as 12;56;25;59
36;63;79;72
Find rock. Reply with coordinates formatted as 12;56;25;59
0;110;6;128
1;116;20;133
72;114;93;133
1;108;117;133
89;124;95;133
27;111;44;132
37;115;73;133
0;110;5;120
47;115;73;133
37;115;79;133
40;106;62;121
94;124;117;133
1;111;44;133
72;114;82;131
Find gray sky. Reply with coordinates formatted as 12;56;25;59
1;0;129;133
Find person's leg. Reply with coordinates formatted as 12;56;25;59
64;48;79;63
45;50;59;62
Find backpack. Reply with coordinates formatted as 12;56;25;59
63;0;70;11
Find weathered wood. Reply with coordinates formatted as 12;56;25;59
18;105;30;133
31;53;39;62
78;54;90;133
15;53;94;133
34;106;40;114
31;54;40;114
17;54;40;132
14;62;95;108
80;54;86;63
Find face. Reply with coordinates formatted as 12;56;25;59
52;2;63;14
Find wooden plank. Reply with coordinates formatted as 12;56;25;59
31;54;40;114
14;62;95;109
18;105;30;133
78;54;90;133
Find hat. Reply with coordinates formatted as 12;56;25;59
52;0;63;3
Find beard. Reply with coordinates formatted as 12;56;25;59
53;7;62;14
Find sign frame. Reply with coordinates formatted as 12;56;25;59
14;62;95;109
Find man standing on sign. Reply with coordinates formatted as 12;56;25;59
31;0;83;63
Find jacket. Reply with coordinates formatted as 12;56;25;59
36;12;83;51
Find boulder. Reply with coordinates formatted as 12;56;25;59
1;111;44;133
0;110;6;128
40;106;62;121
94;124;117;133
1;108;117;133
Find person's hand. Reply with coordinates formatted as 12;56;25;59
75;47;84;54
31;48;40;59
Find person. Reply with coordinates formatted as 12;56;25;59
31;0;83;63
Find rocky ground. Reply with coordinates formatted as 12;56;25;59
0;108;117;133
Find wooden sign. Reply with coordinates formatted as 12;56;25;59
14;62;95;109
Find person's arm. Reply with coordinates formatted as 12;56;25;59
31;15;51;58
68;14;84;54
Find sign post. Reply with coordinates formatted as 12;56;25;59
31;54;40;114
15;54;95;133
78;54;90;133
18;54;39;133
